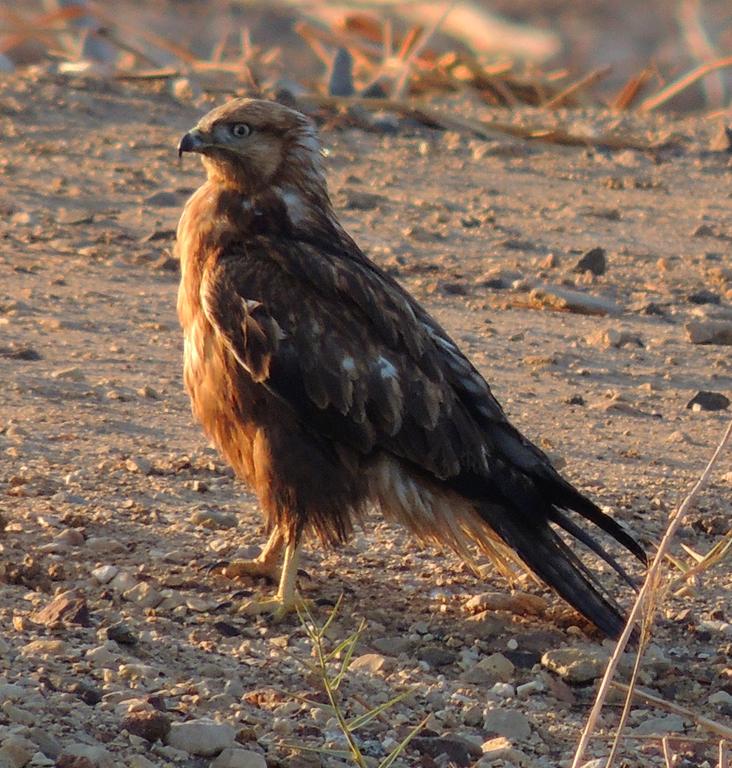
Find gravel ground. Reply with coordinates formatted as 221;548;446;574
0;71;731;768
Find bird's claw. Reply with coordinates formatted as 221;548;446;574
238;593;310;621
222;558;281;583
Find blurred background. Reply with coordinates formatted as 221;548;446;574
1;0;731;113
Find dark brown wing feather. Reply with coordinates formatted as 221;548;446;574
201;227;646;636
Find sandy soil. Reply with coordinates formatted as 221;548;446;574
0;71;731;768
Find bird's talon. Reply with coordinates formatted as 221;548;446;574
221;558;281;583
238;594;309;621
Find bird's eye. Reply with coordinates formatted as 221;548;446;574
231;123;251;138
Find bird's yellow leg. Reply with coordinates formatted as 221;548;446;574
238;540;306;620
223;528;284;582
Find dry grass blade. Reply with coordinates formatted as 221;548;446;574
671;529;732;595
87;0;198;65
543;66;612;109
662;736;675;768
293;599;425;768
301;94;671;151
611;66;657;110
611;682;732;741
0;5;89;54
391;1;457;98
570;417;732;768
639;55;732;112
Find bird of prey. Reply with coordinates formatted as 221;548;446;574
175;98;646;637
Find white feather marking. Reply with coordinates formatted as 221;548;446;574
280;189;308;225
367;456;525;581
342;356;356;373
376;355;397;380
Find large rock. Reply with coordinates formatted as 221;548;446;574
166;719;235;756
686;319;732;345
482;709;532;741
541;645;609;683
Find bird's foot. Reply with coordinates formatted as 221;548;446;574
238;592;310;621
221;557;280;583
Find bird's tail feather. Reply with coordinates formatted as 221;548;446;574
477;500;633;639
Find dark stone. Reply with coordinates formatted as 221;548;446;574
686;391;730;412
0;344;41;360
67;681;102;706
412;736;482;767
213;620;241;637
121;708;171;742
573;247;606;275
328;47;354;97
107;622;138;646
687;289;720;305
417;645;457;668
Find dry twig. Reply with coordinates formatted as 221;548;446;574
611;682;732;741
543;66;612;109
639;55;732;112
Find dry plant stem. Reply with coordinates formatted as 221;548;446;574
611;682;732;740
611;66;656;110
639;55;732;111
0;5;88;54
303;94;666;151
571;417;732;768
670;529;732;593
661;736;674;768
392;1;457;98
543;66;611;109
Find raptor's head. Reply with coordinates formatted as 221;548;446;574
178;98;326;197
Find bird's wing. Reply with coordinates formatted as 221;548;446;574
201;232;645;566
202;233;504;480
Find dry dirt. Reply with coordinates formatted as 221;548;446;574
0;72;731;768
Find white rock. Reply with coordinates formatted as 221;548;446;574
516;679;544;698
479;736;532;766
211;748;267;768
489;682;515;698
118;663;161;683
86;643;119;667
122;581;163;609
530;284;621;316
109;571;137;593
91;564;119;583
166;719;235;756
27;752;55;766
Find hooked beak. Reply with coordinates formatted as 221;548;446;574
178;128;206;158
